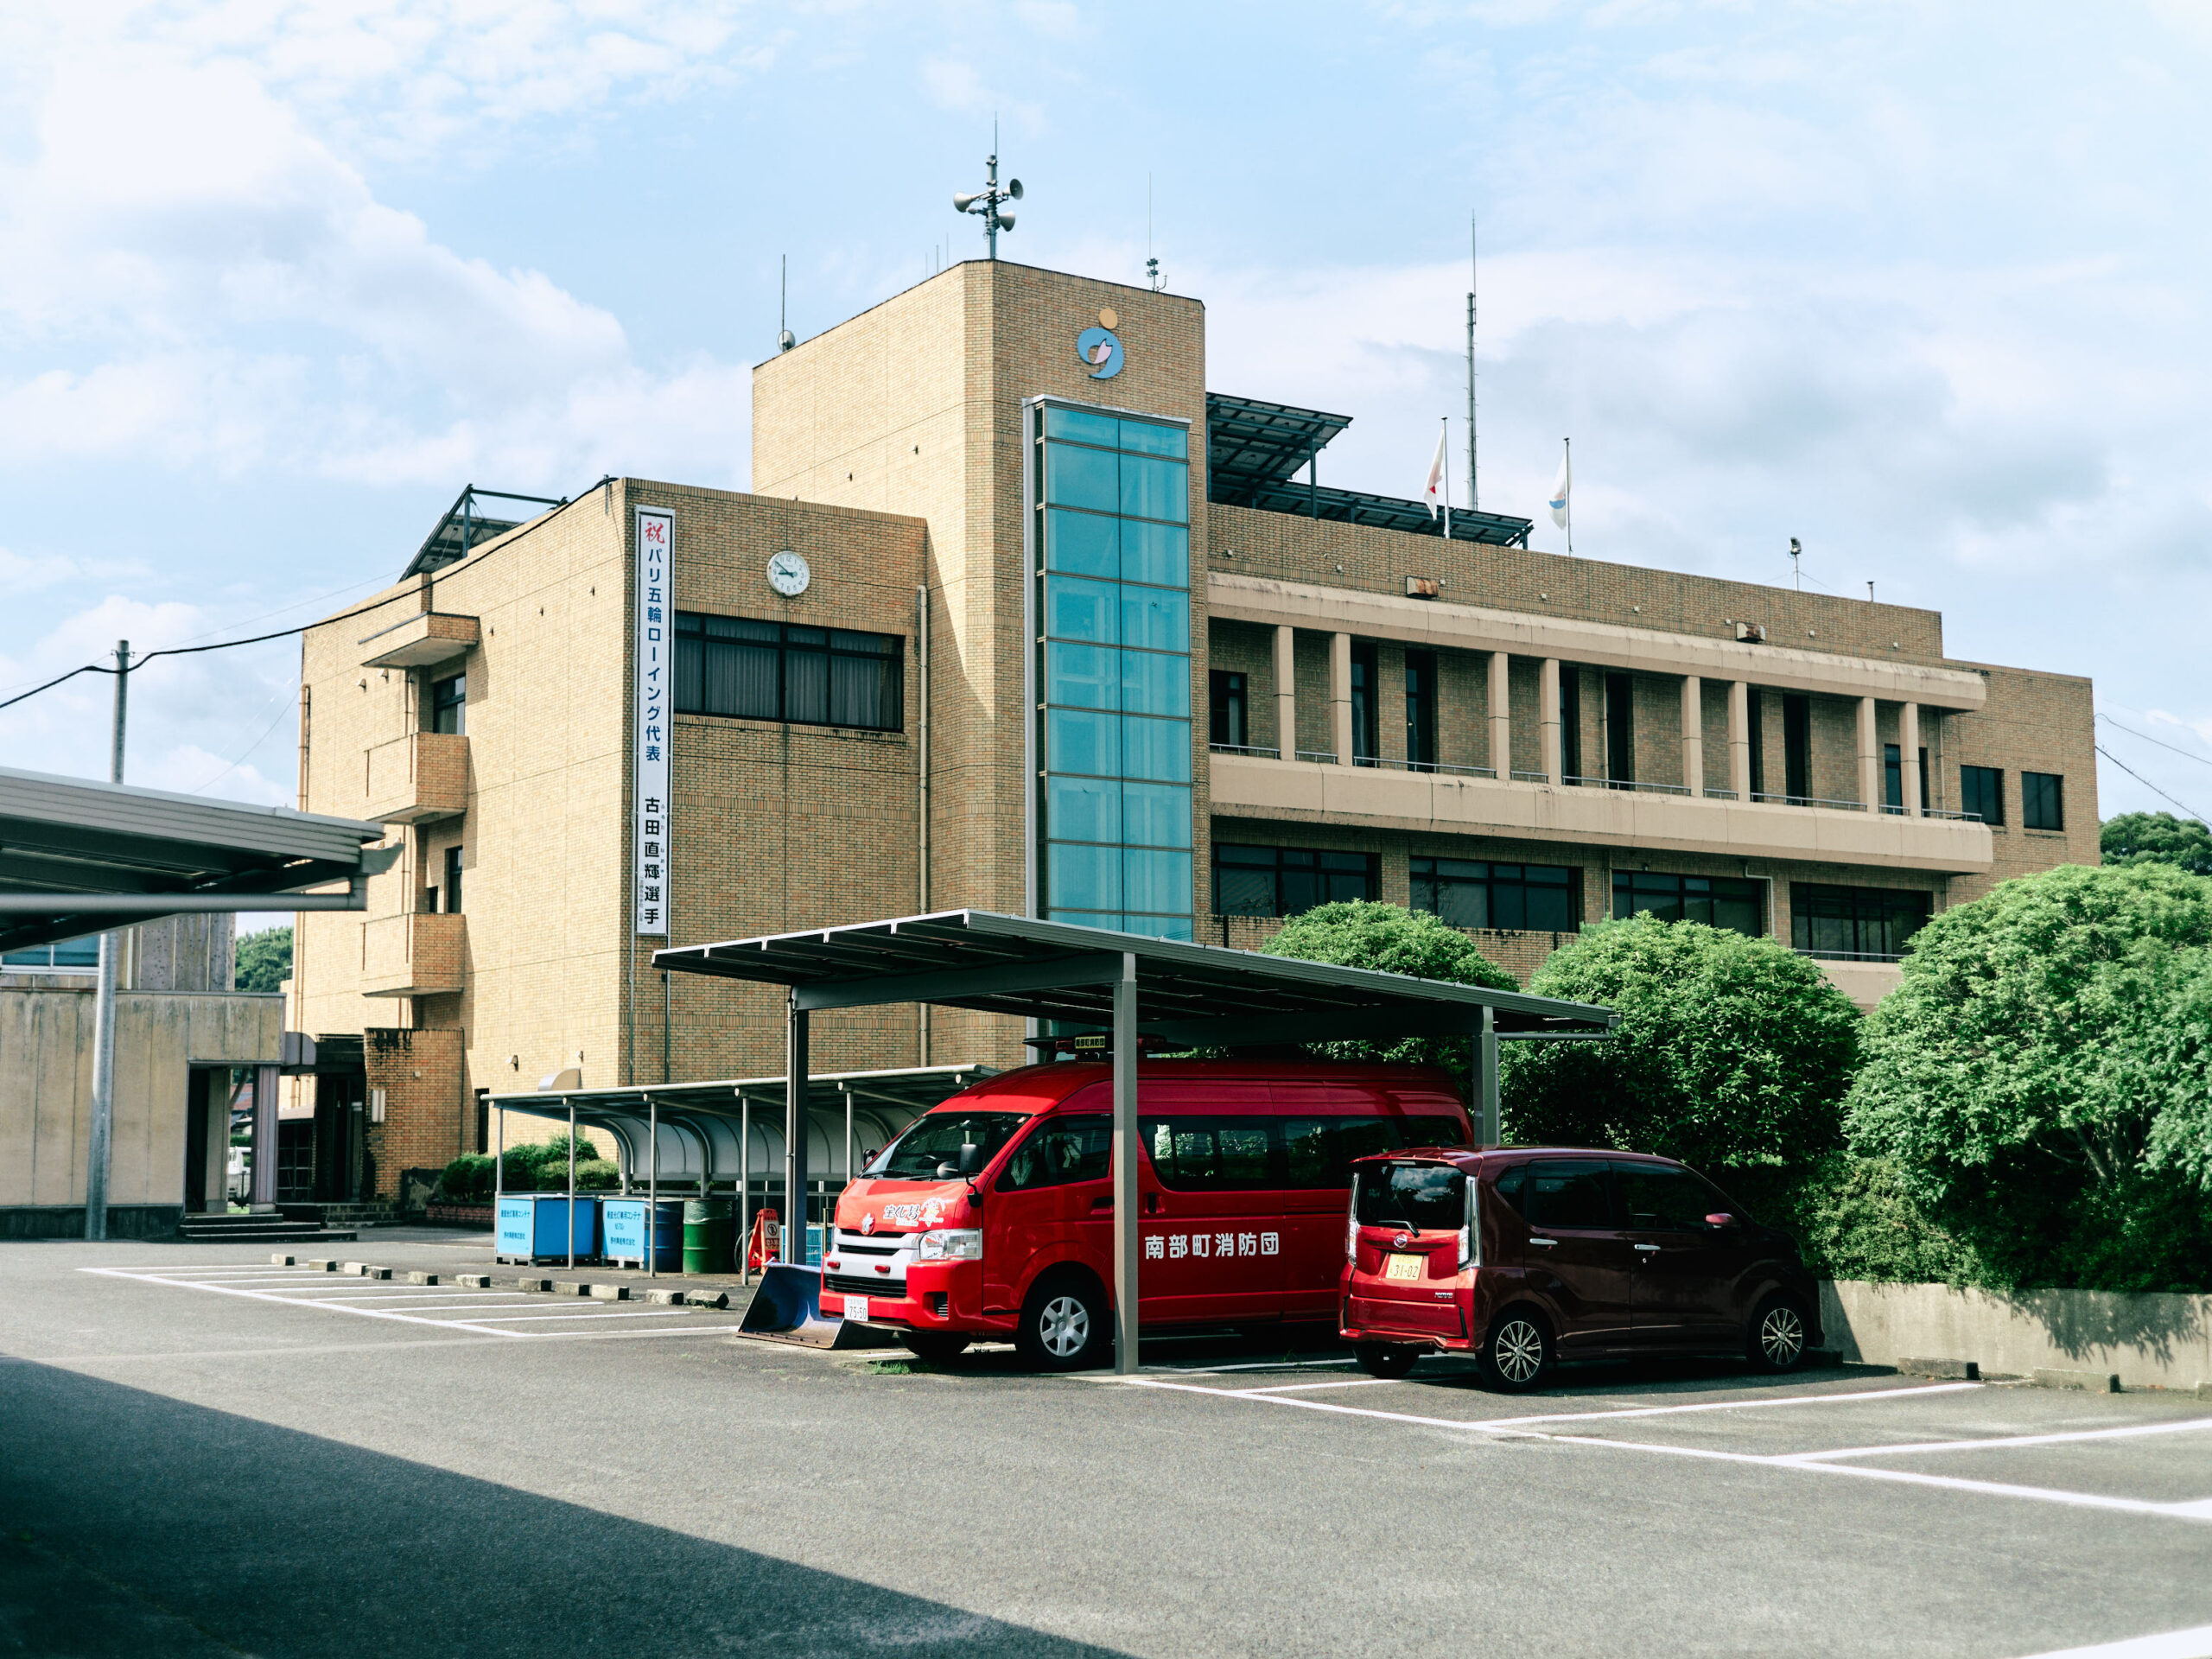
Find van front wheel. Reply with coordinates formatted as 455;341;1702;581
1016;1275;1106;1371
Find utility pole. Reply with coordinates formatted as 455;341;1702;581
85;639;130;1242
1467;213;1479;511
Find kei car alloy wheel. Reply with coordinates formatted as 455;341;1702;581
1478;1311;1551;1393
1749;1294;1808;1372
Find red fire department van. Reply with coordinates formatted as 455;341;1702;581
823;1060;1474;1369
1340;1147;1822;1391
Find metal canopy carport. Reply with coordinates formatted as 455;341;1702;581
483;1065;996;1271
0;764;395;1240
655;910;1615;1373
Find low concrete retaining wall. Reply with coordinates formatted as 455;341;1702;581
1821;1280;2212;1392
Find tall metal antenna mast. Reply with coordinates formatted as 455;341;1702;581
1466;213;1479;511
778;255;794;353
952;121;1021;260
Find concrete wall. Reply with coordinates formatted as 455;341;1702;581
0;985;282;1232
1821;1280;2212;1393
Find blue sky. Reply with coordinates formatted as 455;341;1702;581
2;0;2209;831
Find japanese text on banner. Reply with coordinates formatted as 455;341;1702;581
633;509;672;935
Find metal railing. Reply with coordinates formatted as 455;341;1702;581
1510;769;1553;784
1923;806;1986;823
1795;947;1907;963
1361;757;1498;779
1702;786;1740;800
1752;792;1868;812
1566;775;1694;797
1294;748;1338;764
1209;742;1281;760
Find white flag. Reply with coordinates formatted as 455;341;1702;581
1548;448;1571;530
1422;424;1449;519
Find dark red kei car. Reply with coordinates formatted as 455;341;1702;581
1340;1147;1821;1391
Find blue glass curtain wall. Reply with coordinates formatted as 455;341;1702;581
1034;401;1195;940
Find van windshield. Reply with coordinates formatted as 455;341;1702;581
1355;1163;1466;1232
863;1112;1029;1180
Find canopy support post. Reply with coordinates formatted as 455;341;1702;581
647;1094;658;1279
1478;1006;1499;1147
1111;951;1141;1376
740;1094;751;1286
567;1096;577;1270
785;994;809;1265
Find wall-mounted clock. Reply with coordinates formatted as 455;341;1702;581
767;550;810;596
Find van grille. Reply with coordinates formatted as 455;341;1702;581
825;1273;903;1297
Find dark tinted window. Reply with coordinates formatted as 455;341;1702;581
1490;1164;1527;1212
1523;1159;1616;1230
1791;884;1931;961
999;1116;1112;1191
675;612;902;731
1614;1164;1720;1230
1961;765;2004;825
1612;870;1763;938
1354;1163;1466;1231
1214;844;1378;918
864;1112;1027;1180
1142;1112;1472;1190
2023;771;2064;831
1411;857;1578;932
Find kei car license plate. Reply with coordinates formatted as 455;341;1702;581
842;1294;869;1322
1383;1255;1423;1282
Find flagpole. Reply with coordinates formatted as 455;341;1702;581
1441;416;1451;540
1564;436;1573;557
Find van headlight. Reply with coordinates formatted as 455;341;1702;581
918;1229;982;1261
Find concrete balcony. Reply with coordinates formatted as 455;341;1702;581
1208;752;1994;875
361;912;465;998
363;732;468;824
359;611;478;670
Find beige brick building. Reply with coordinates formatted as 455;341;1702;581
287;258;2095;1198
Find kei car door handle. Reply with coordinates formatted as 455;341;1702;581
1529;1236;1559;1248
1634;1243;1662;1252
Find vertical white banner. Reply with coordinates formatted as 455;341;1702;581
633;509;672;936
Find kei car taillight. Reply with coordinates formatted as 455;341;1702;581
1345;1176;1359;1263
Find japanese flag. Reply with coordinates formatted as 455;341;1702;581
1422;425;1449;519
1548;449;1572;530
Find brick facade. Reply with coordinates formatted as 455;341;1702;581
289;257;2096;1190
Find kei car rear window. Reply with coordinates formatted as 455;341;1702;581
1353;1163;1467;1231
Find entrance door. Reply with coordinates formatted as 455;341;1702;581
181;1070;212;1214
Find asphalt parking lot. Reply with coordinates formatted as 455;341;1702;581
4;1233;2210;1658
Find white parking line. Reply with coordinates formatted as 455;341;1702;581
78;1267;741;1342
1791;1417;2212;1464
2009;1620;2212;1659
1243;1378;1399;1394
1124;1376;2212;1526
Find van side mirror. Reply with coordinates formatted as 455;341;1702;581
1705;1212;1737;1229
957;1143;985;1177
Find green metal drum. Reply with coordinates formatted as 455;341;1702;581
682;1197;734;1274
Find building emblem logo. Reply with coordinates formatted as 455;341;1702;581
1076;324;1123;379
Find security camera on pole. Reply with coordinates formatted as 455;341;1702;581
952;140;1021;260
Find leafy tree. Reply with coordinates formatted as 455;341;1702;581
2101;811;2212;877
234;925;292;993
1846;861;2212;1290
1258;901;1516;1087
1501;915;1860;1179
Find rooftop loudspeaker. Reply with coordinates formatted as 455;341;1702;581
995;211;1015;231
1007;178;1023;200
953;190;981;212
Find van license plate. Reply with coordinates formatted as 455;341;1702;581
1383;1255;1423;1282
843;1294;868;1322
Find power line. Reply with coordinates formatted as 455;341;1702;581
2098;711;2212;772
2095;743;2205;822
0;475;613;719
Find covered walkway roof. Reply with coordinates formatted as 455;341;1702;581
0;765;393;953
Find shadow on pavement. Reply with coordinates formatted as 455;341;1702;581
0;1359;1125;1659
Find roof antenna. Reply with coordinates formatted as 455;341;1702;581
778;255;795;353
1146;173;1161;291
953;118;1020;260
1466;212;1478;510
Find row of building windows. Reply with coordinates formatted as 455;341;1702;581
672;613;904;732
1213;843;1934;960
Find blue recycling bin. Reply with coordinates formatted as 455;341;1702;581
601;1198;683;1270
496;1194;601;1262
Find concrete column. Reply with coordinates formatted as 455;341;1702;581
1900;702;1922;817
1111;952;1140;1375
1857;696;1880;810
1539;658;1562;785
250;1064;279;1211
1486;651;1510;778
1727;681;1751;798
1681;676;1704;798
1272;624;1296;760
1329;632;1353;766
